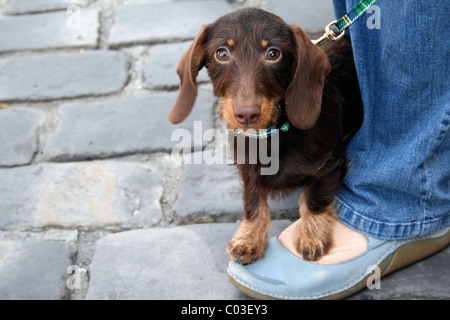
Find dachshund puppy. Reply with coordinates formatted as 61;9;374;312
169;8;363;263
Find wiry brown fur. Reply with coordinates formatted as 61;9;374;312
169;8;363;263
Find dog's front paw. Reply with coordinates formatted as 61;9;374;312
295;215;333;261
295;233;331;261
227;238;266;264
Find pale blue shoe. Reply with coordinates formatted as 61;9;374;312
227;226;450;300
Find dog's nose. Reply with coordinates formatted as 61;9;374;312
233;105;261;125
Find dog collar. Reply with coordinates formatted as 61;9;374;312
235;120;290;139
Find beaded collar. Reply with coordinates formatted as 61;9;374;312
235;120;290;139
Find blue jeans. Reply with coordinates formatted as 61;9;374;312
332;0;450;239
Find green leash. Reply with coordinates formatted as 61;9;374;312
313;0;379;46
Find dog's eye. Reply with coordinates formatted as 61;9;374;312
216;48;230;62
266;48;281;61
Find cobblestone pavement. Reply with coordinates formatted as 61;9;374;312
0;0;448;300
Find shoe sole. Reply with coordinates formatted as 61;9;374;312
228;229;450;300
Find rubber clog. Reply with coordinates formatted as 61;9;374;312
227;226;450;300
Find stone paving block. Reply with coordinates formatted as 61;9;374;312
0;229;79;244
109;1;233;46
144;41;210;90
173;161;302;223
0;107;45;167
0;161;163;230
0;240;73;299
44;90;215;161
86;220;291;300
0;9;99;53
263;0;335;32
6;0;90;14
0;51;128;102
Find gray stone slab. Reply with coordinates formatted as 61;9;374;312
173;161;302;223
0;9;99;53
0;229;78;243
109;1;233;46
0;107;45;166
263;0;335;32
0;240;73;299
0;51;128;102
6;0;90;14
144;41;210;90
44;90;215;161
85;220;292;300
0;161;163;230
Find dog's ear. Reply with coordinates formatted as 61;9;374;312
285;25;331;129
169;26;209;124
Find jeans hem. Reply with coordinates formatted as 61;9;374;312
335;196;450;240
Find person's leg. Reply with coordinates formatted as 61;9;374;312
334;0;450;239
280;0;450;262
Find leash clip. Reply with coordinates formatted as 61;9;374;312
312;20;345;46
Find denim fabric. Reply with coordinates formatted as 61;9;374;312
332;0;450;239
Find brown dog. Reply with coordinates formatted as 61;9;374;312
169;8;363;263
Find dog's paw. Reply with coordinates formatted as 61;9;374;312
295;234;331;261
227;239;266;264
294;215;333;261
